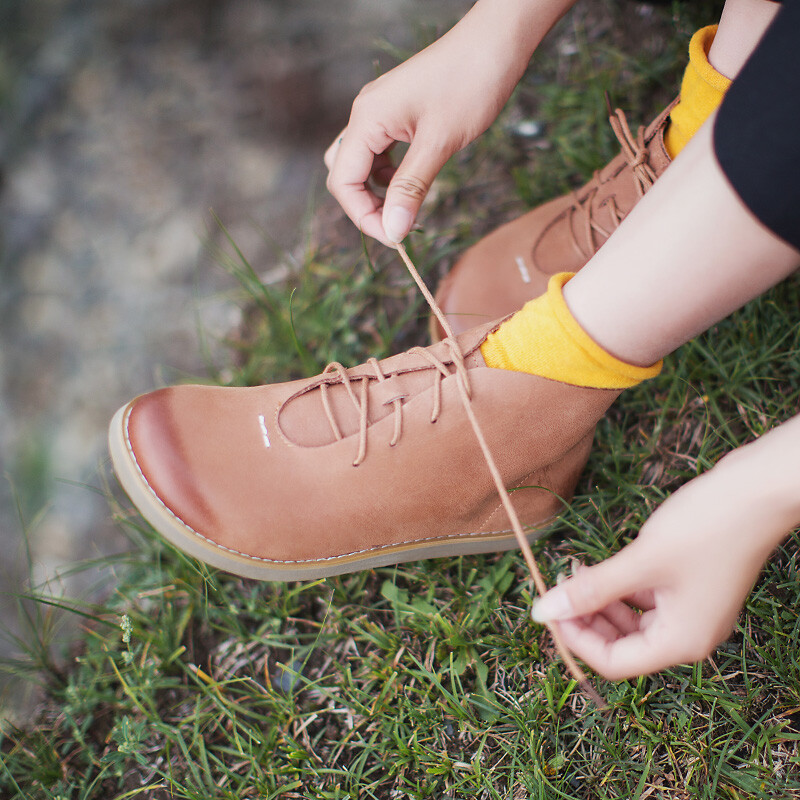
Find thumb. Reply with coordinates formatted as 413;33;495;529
382;136;451;243
531;547;647;623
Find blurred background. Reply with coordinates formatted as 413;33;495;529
0;0;468;715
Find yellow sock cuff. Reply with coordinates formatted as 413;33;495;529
480;273;662;389
665;25;731;158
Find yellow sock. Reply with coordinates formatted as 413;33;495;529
664;25;731;159
480;273;662;389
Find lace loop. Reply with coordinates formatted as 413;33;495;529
318;246;479;467
609;108;657;195
320;346;459;466
565;108;658;262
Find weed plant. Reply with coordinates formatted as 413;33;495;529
4;1;800;798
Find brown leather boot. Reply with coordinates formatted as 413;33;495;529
432;103;675;340
109;321;618;581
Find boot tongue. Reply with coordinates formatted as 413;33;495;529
276;327;491;448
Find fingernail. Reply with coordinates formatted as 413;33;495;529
530;587;574;623
384;207;413;243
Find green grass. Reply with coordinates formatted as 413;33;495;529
5;1;800;797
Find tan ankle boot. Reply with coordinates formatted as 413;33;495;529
110;321;618;581
432;102;675;340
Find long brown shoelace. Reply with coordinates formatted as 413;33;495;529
395;242;605;709
315;242;604;706
568;108;657;261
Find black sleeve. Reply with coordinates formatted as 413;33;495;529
713;0;800;251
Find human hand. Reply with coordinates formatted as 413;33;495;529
531;453;795;680
324;0;570;245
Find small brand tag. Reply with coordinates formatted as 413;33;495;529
258;414;271;448
515;256;531;284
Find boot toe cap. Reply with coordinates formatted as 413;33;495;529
124;388;220;539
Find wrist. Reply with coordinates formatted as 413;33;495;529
711;433;800;550
467;0;576;63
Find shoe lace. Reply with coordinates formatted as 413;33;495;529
321;242;605;709
568;108;658;260
319;249;472;467
319;341;469;468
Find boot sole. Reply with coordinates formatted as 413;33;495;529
109;402;561;581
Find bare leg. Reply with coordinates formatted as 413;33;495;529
562;112;799;368
560;0;793;367
708;0;780;79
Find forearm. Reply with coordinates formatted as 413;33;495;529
454;0;578;75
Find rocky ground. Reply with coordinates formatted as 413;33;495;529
0;0;467;719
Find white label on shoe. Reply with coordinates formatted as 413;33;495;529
258;414;271;448
515;256;531;284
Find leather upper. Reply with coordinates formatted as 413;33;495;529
124;322;619;566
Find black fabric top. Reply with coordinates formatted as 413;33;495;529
713;0;800;251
